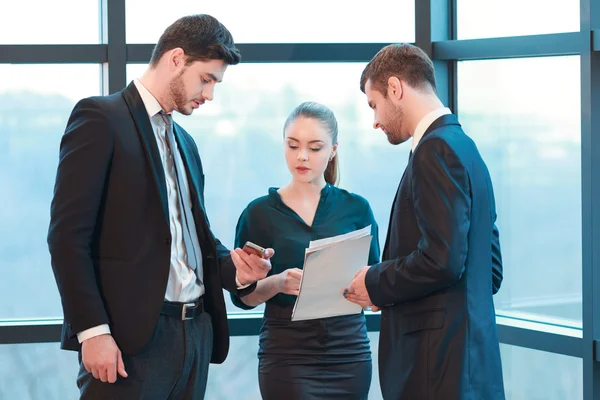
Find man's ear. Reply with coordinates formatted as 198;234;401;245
387;76;403;101
169;47;185;69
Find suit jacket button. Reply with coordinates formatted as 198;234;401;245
165;238;172;245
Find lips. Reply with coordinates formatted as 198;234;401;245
296;166;309;173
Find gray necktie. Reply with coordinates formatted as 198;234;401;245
160;112;203;284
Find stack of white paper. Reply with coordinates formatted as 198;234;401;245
291;225;372;321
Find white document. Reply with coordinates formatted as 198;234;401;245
291;226;372;321
308;225;372;251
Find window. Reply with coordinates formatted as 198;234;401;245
0;1;100;44
0;64;101;319
458;0;579;39
457;56;582;327
125;0;415;44
1;333;382;399
0;343;79;399
501;344;582;399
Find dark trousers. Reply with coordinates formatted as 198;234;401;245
77;312;213;400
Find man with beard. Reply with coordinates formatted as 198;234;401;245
48;14;273;399
344;44;505;399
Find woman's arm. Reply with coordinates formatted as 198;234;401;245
239;268;302;307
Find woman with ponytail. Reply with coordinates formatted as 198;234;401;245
230;102;380;399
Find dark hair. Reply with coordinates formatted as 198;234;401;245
283;102;340;186
150;14;241;67
360;43;436;96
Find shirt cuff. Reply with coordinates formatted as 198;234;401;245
235;274;251;290
77;324;111;343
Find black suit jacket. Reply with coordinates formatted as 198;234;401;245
365;114;505;399
47;82;255;363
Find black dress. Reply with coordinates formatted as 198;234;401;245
231;184;380;400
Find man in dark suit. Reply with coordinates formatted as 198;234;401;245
345;44;505;399
47;14;272;399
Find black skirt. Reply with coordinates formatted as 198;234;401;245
257;304;372;400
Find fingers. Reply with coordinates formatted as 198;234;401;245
106;357;117;383
286;272;302;294
264;248;275;259
230;248;243;266
230;250;252;285
232;248;271;282
288;268;303;280
371;306;381;312
344;292;370;307
99;365;109;383
81;334;125;384
117;351;128;379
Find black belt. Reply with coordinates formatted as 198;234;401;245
161;298;204;320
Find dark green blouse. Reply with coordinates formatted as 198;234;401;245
231;184;381;310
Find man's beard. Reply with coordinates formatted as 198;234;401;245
169;71;191;116
385;103;405;145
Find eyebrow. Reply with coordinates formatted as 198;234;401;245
287;137;325;144
207;73;222;83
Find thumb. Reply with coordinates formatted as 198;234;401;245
117;350;128;378
371;306;381;312
264;248;275;259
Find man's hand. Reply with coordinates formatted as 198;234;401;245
230;247;274;286
81;334;127;383
276;268;303;296
343;266;377;310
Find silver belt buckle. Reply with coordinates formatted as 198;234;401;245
181;302;196;320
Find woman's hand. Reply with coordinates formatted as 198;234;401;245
276;268;303;296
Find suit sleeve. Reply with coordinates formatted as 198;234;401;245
365;138;471;306
187;138;256;297
47;98;114;338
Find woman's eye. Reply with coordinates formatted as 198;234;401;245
288;145;298;149
310;148;322;152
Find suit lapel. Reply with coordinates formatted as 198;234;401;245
121;82;169;223
382;151;412;261
382;114;460;261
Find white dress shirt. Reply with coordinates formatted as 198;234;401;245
412;107;452;152
77;80;204;343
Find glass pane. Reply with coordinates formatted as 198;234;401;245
125;0;414;44
457;56;581;327
458;0;579;39
0;64;101;319
1;1;99;44
0;333;381;399
501;344;582;399
0;343;79;400
127;62;407;314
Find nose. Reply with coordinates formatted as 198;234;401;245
297;149;308;161
373;117;381;130
202;85;214;102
